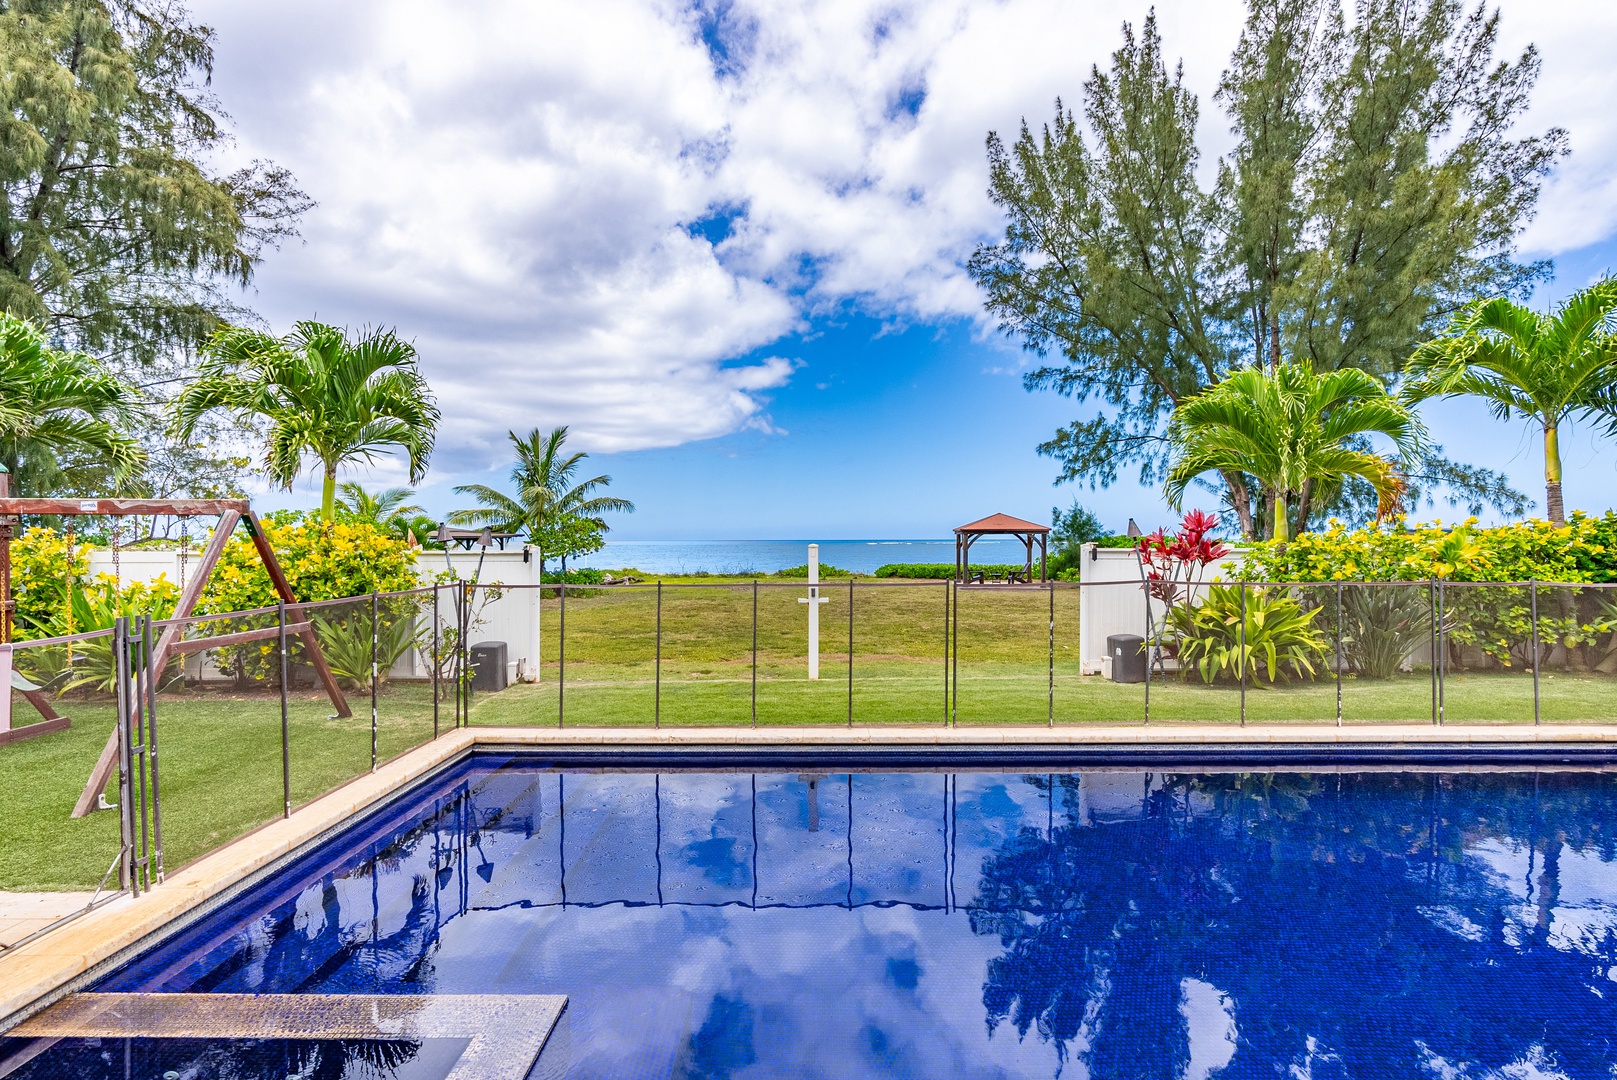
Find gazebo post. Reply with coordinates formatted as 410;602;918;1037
1039;534;1047;582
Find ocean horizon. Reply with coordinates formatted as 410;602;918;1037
569;538;1042;575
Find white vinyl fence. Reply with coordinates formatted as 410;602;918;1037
1076;544;1246;675
86;546;546;684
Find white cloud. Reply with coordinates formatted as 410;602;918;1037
194;0;1616;474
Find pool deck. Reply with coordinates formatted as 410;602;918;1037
3;721;1616;1029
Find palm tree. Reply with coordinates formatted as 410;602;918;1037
0;313;143;486
1404;279;1617;526
451;426;633;572
335;482;424;531
171;322;439;521
1166;362;1423;541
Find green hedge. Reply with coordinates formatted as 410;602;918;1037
541;567;607;584
874;563;1028;579
774;563;856;578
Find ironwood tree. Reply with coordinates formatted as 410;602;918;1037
0;0;308;495
969;0;1563;535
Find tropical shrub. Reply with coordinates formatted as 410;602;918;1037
312;599;423;691
1232;515;1617;670
1138;511;1231;634
1169;584;1329;685
14;575;181;692
1335;586;1432;680
10;526;93;638
197;514;421;684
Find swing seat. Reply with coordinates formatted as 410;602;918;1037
10;670;43;693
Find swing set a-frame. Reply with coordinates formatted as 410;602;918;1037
0;486;353;818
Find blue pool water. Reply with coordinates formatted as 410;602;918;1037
13;756;1617;1078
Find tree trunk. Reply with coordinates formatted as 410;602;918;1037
1268;310;1281;374
1272;491;1290;543
1294;478;1314;538
321;467;338;522
1543;422;1564;526
1222;470;1255;539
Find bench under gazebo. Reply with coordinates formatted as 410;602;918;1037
953;512;1050;584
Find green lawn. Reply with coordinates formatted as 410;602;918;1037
0;682;442;891
467;665;1615;728
2;578;1611;893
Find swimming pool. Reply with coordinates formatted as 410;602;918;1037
8;754;1617;1078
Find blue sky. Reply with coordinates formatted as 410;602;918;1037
192;0;1617;540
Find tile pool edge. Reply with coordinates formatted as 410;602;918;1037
4;721;1616;1030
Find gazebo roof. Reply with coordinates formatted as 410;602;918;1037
953;512;1050;535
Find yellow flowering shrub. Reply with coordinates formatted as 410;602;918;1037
199;515;420;613
1231;514;1617;670
11;526;93;637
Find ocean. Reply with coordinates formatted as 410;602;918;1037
568;538;1040;575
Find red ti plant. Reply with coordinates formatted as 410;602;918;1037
1137;510;1231;637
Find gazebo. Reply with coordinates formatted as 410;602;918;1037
954;512;1050;584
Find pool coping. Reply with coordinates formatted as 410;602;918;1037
4;720;1617;1030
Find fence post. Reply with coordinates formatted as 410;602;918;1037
463;583;473;728
559;561;566;729
131;616;151;892
1335;581;1344;728
131;613;151;894
751;579;758;729
279;600;290;818
1047;583;1054;728
847;578;854;728
453;584;463;728
1530;579;1541;726
950;580;957;728
113;616;135;895
1429;579;1438;727
370;591;379;771
1437;579;1445;726
942;582;949;725
655;581;662;728
1143;586;1152;726
432;584;440;739
143;615;164;882
1239;583;1247;728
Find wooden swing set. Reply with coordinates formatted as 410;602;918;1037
0;484;352;818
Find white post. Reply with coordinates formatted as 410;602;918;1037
524;544;542;683
0;644;12;734
798;543;828;679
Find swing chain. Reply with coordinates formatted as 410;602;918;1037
65;525;76;665
178;516;189;595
